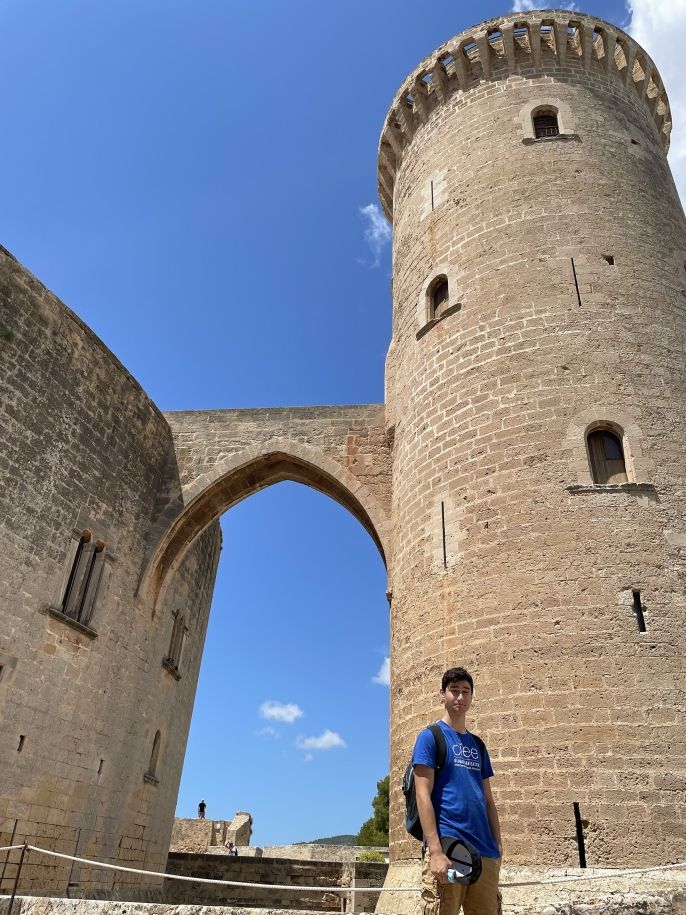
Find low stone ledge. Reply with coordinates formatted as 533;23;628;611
0;901;326;915
566;481;658;498
46;607;98;639
4;886;686;915
378;861;686;915
522;133;582;144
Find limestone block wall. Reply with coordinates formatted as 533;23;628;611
168;819;215;854
169;813;252;853
261;845;389;863
0;247;222;897
380;11;686;867
164;853;387;912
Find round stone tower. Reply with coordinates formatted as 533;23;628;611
381;7;686;876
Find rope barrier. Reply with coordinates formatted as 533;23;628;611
17;847;381;895
1;844;684;894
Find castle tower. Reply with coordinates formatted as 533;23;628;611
381;8;686;874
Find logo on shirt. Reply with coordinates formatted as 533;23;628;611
452;742;480;770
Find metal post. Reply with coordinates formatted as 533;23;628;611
0;821;18;890
573;802;587;868
7;843;28;915
66;827;81;896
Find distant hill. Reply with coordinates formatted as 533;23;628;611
296;834;357;846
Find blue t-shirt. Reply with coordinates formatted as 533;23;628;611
412;720;500;859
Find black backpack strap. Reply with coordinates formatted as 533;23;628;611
473;734;487;773
428;723;447;772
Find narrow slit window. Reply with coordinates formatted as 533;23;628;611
147;730;161;781
533;110;559;138
165;610;187;675
587;429;628;484
632;590;647;632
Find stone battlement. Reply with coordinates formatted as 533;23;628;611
378;9;671;219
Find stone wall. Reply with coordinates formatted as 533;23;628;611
0;247;222;897
170;814;252;853
164;853;387;912
168;817;387;862
261;846;388;863
381;8;686;871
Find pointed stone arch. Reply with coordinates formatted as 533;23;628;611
141;437;392;610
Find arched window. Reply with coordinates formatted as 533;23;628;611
587;429;628;484
430;276;449;319
533;109;559;138
146;730;161;782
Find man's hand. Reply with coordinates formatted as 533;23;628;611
429;849;452;884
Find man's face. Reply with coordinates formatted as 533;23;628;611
441;679;473;714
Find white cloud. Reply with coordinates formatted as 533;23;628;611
359;203;391;268
259;700;304;724
296;730;347;751
372;657;390;686
627;0;686;206
256;726;278;738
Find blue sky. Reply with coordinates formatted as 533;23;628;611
1;0;683;846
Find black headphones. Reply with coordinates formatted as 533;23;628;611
440;835;482;885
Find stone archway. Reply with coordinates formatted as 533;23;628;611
140;407;392;611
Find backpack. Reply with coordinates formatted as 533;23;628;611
403;724;486;841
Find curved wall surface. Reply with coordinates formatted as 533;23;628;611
0;246;221;897
381;10;686;868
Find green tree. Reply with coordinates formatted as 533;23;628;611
357;775;389;846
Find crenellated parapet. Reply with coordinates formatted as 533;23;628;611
378;9;672;220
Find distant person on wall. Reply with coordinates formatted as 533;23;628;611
225;840;238;856
198;799;206;819
413;667;502;915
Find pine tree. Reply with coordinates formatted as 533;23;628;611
357;775;389;846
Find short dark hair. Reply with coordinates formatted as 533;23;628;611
441;667;474;693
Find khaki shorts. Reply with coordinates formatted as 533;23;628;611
421;849;501;915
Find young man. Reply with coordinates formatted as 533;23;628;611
413;667;502;915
